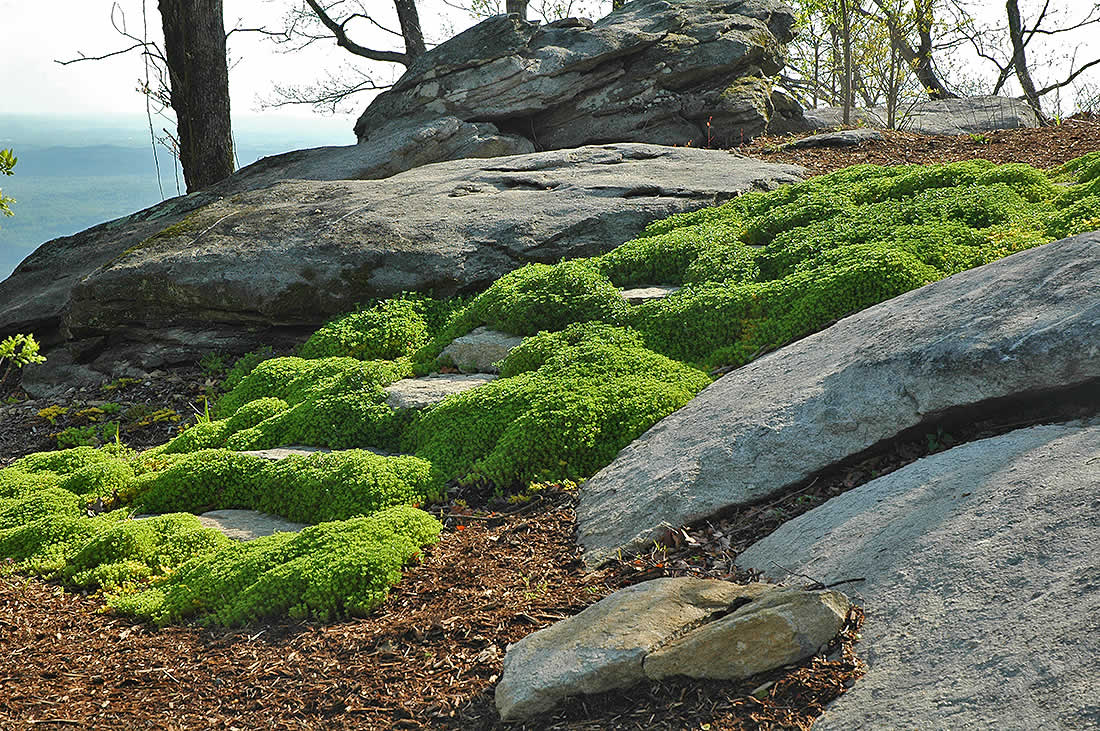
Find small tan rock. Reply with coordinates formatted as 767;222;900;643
494;578;772;722
196;509;307;541
644;588;850;680
619;285;680;305
383;373;497;410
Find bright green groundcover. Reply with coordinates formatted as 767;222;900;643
3;155;1097;626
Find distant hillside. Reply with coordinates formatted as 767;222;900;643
0;114;353;278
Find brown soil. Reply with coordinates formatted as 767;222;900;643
2;117;1099;730
740;113;1100;175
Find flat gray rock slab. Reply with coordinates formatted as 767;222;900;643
737;421;1100;730
804;95;1040;135
784;129;883;149
0;143;803;386
384;373;497;409
619;285;680;304
196;509;307;541
577;232;1100;566
240;445;392;460
356;1;805;151
240;446;332;461
440;327;523;374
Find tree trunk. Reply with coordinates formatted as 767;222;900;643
840;0;852;124
872;0;957;100
394;0;426;59
1005;0;1045;120
158;0;234;193
506;0;527;19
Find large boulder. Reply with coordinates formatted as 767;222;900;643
803;95;1041;135
577;232;1100;566
737;420;1100;729
0;144;802;387
355;0;810;164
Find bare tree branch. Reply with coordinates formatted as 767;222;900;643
302;0;410;64
55;43;151;65
1034;55;1100;97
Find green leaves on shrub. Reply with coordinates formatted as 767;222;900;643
462;259;631;336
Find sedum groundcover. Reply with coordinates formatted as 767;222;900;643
3;155;1099;626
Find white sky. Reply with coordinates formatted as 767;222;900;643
0;0;486;124
1;0;1097;124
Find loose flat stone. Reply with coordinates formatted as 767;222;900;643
241;445;391;460
240;446;333;461
784;129;883;149
384;373;497;410
644;587;849;681
737;420;1100;730
440;327;523;374
496;578;770;721
196;509;307;541
577;232;1100;566
619;285;680;304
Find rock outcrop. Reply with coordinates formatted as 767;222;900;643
0;144;802;389
355;0;809;164
803;95;1041;135
495;577;850;721
577;232;1100;566
737;420;1100;729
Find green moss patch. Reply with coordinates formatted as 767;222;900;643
407;323;711;487
109;506;441;626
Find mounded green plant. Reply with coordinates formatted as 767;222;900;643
109;505;441;626
408;323;711;487
299;297;431;361
0;333;46;389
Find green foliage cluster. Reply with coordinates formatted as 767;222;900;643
110;506;441;626
197;356;414;451
0;446;441;624
133;448;440;524
5;156;1098;628
407;323;710;487
0;148;16;220
1;333;46;389
299;297;432;361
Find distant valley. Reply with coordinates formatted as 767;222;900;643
0;114;353;278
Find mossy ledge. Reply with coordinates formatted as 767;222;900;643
3;156;1098;626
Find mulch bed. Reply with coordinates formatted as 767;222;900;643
740;113;1100;174
3;116;1100;729
0;489;866;730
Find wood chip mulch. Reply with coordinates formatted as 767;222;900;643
740;113;1100;175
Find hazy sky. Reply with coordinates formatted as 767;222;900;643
2;0;1097;125
0;0;492;125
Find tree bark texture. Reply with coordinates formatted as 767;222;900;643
158;0;234;192
394;0;426;59
506;0;528;20
1005;0;1044;119
871;0;957;100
